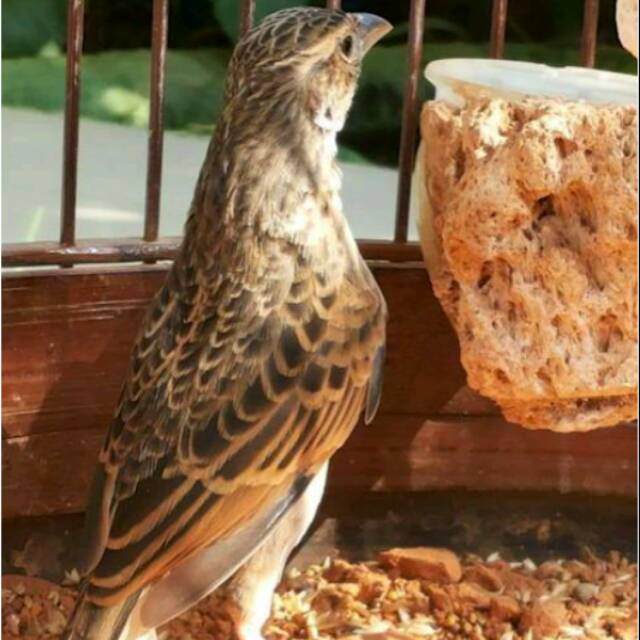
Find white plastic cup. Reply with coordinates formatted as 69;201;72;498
424;58;638;107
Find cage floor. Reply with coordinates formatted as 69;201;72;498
2;491;637;639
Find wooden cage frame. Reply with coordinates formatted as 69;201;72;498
2;0;636;521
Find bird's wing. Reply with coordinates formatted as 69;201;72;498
80;249;386;608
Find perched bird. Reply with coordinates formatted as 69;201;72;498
64;7;390;640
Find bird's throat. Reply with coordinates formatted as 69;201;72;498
313;110;345;133
189;109;345;258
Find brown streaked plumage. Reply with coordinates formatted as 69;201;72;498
64;8;391;640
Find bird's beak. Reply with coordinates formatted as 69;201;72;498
353;13;393;54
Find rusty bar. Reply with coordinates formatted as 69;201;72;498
489;0;508;59
394;0;426;243
2;239;182;267
143;0;168;242
326;0;342;9
60;0;85;246
581;0;600;67
1;239;423;268
240;0;256;37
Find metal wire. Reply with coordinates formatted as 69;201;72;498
60;0;85;246
581;0;600;67
143;0;169;242
489;0;508;59
394;0;426;243
240;0;256;37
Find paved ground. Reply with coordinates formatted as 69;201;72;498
2;107;416;244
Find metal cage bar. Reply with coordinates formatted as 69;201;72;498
489;0;508;59
143;0;169;242
394;0;426;243
59;0;85;247
240;0;256;37
581;0;600;67
2;0;607;269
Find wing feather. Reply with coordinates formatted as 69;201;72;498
81;248;386;608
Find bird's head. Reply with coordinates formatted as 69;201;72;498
223;7;392;140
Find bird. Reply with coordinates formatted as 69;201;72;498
63;7;391;640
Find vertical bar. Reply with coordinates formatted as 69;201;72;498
394;0;426;243
144;0;168;242
581;0;600;67
489;0;508;59
326;0;342;9
60;0;85;246
240;0;256;37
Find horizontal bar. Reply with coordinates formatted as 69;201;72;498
581;0;600;67
144;0;169;243
2;239;423;268
2;239;182;267
489;0;508;59
394;0;426;243
60;0;85;246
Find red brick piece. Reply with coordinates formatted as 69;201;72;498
520;598;568;639
379;548;462;583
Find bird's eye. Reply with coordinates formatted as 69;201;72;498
340;35;355;60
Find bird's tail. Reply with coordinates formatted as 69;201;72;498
63;584;140;640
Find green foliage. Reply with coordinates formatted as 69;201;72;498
545;1;589;42
2;0;66;58
389;17;470;44
212;0;315;43
3;42;636;166
3;49;231;130
2;0;634;172
1;0;624;57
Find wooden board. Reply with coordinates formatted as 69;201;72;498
2;416;636;518
333;416;637;496
2;264;637;519
2;263;472;441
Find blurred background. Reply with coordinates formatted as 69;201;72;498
2;0;637;243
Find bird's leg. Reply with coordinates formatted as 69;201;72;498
225;463;329;640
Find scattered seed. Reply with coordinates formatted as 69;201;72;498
2;549;636;640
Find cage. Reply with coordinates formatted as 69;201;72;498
1;1;637;638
